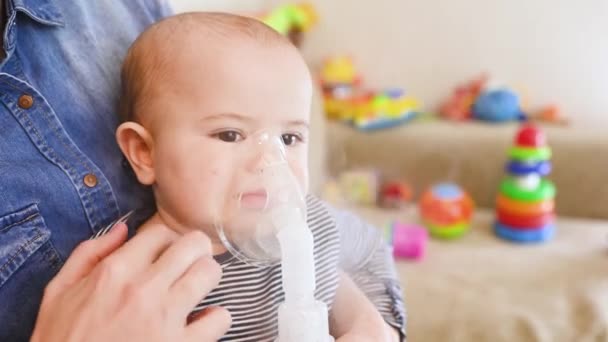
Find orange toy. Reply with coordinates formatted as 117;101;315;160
419;183;475;239
535;104;569;125
440;74;488;121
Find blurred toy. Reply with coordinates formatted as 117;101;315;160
380;180;414;208
534;104;569;126
440;74;534;123
262;3;317;47
385;221;427;261
337;169;379;206
472;89;527;122
319;56;361;122
321;179;344;205
419;183;474;240
495;124;557;243
319;57;421;131
353;89;419;131
320;56;361;87
441;74;570;124
440;74;488;120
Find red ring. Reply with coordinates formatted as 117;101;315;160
496;208;555;229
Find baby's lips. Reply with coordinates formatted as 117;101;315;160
239;189;269;210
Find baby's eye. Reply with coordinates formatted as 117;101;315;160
215;130;244;143
281;133;301;146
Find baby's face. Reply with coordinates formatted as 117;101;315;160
146;38;312;237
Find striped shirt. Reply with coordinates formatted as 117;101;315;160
94;195;406;341
195;196;340;341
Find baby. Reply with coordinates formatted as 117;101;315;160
113;12;404;341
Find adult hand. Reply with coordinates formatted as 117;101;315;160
30;222;230;342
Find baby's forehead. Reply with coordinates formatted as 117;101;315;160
122;13;311;124
134;13;299;79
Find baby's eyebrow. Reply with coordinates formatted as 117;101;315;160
200;112;253;123
286;120;309;129
200;113;309;129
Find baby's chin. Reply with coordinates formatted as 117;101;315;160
210;240;228;255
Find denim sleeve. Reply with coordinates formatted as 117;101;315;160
327;204;407;341
127;0;174;23
155;0;175;19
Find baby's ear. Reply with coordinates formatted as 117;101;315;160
116;122;155;185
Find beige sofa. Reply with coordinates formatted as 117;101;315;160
324;119;608;220
308;99;608;341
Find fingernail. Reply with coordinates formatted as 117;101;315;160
110;221;127;230
187;310;204;324
115;211;135;226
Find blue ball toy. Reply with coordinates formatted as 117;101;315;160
472;89;527;122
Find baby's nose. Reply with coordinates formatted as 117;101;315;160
248;148;285;174
246;133;287;173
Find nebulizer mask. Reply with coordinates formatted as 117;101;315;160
212;130;333;342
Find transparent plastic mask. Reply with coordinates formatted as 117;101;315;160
212;130;307;267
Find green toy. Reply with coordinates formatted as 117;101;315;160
262;3;317;35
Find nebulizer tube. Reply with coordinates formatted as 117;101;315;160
213;130;333;342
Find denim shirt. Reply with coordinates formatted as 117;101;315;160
0;1;171;340
0;2;407;341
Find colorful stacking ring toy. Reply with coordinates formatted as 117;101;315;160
496;194;554;216
494;222;555;243
516;125;546;147
506;160;552;177
495;124;557;244
500;178;556;202
496;209;555;229
509;146;552;161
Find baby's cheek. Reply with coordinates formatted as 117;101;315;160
200;166;234;205
300;169;310;194
289;162;309;194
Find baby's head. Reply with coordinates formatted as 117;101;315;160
116;12;313;241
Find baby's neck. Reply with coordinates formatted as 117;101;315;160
142;211;228;256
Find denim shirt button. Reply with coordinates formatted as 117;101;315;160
18;94;34;109
83;173;98;188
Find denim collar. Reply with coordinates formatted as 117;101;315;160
10;0;64;26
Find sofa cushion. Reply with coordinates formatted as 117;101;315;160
326;120;608;219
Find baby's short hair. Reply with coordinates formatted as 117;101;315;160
118;12;291;123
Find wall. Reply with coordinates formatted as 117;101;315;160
169;0;273;13
170;0;608;127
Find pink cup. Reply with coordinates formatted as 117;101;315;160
391;223;428;261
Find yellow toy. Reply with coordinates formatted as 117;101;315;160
319;57;421;131
320;56;360;85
